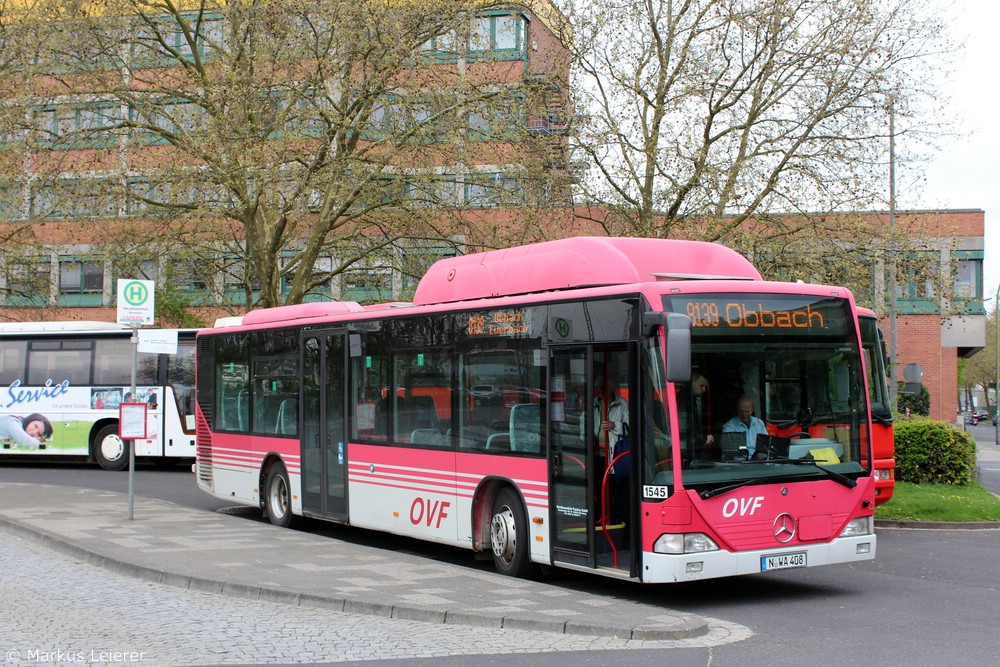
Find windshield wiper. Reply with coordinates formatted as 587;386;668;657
698;459;857;499
767;458;857;488
871;413;893;426
700;478;761;500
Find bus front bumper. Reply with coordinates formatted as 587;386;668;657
640;534;876;583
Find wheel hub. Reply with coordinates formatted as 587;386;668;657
101;436;124;461
491;506;516;563
270;477;288;517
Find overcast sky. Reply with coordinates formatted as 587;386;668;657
911;0;998;305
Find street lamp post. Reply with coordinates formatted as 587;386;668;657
887;99;899;411
994;282;999;446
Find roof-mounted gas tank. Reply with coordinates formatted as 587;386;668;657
412;236;760;305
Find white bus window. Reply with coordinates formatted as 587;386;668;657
27;341;92;385
0;342;26;385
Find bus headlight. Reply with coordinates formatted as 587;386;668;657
839;516;873;537
874;469;893;481
653;533;720;554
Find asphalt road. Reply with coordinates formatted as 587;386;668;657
1;459;998;665
965;421;1000;494
0;458;225;511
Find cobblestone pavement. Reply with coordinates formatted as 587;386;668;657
0;483;727;646
1;537;749;666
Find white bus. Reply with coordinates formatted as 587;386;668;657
0;321;196;470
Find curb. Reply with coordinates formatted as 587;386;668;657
875;519;1000;530
0;513;708;642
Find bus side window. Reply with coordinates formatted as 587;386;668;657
510;403;541;453
373;394;392;438
216;363;249;432
236;390;249;431
277;398;297;435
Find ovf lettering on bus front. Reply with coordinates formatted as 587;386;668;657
409;497;451;528
721;495;764;518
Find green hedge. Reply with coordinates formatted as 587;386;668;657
897;382;930;416
893;419;976;485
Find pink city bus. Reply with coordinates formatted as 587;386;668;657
194;237;876;582
858;308;895;505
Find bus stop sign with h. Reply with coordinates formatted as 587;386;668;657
117;280;155;326
117;279;155;519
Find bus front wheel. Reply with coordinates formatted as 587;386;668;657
264;463;295;528
94;425;129;471
490;487;535;578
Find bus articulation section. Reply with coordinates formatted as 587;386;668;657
0;322;197;470
194;237;876;582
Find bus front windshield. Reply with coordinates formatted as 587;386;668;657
643;293;871;492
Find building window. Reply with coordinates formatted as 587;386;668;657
469;14;528;59
418;29;459;62
0;183;24;221
464;173;523;208
399;245;458;296
952;251;984;314
30;180;118;220
405;175;461;208
170;261;213;301
131;15;223;68
35;103;121;150
467;94;525;141
342;266;392;303
895;251;939;314
222;258;261;303
130;99;205;145
282;258;332;303
4;260;51;307
363;95;451;143
112;259;159;284
58;258;104;306
59;259;103;294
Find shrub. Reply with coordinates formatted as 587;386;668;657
893;419;975;485
897;382;930;416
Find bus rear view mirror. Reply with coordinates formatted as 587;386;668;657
643;312;691;382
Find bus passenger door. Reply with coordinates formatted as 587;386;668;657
549;347;595;567
301;330;348;520
550;345;633;573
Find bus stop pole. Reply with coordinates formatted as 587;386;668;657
128;323;138;520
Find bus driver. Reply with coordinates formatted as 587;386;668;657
721;395;768;457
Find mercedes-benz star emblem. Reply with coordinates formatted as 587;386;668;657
773;513;796;543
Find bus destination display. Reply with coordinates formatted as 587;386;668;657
666;295;850;335
465;309;531;337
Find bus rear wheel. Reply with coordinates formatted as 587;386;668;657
490;487;535;578
94;425;129;471
264;463;295;528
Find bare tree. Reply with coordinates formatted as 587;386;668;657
1;1;44;307
554;0;954;248
15;0;563;309
1;0;28;228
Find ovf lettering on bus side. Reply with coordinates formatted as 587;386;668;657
409;497;451;528
5;379;71;409
721;496;764;518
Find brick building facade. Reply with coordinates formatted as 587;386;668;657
870;209;986;420
0;5;987;420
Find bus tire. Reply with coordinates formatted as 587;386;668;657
94;425;129;471
490;487;536;578
264;463;295;528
